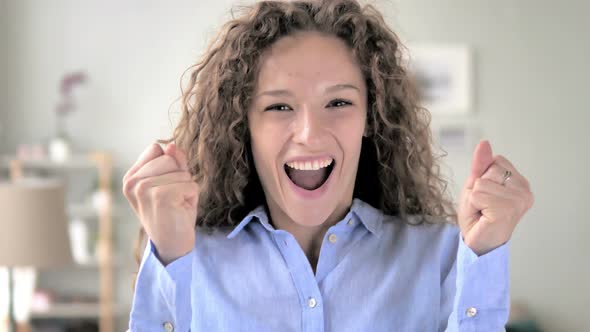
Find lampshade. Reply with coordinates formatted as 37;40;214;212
0;179;72;268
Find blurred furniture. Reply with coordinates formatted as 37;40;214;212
506;301;543;332
506;321;543;332
0;179;73;332
0;153;115;332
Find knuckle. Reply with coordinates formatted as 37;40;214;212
492;164;505;177
474;178;481;188
122;182;129;197
515;191;533;212
161;154;176;165
516;197;527;213
135;179;151;197
480;172;492;181
469;190;482;203
122;178;134;197
143;143;158;156
150;186;167;203
474;190;485;200
473;178;485;192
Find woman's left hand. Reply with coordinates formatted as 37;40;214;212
457;140;535;256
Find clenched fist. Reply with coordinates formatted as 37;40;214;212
122;142;199;265
458;140;534;256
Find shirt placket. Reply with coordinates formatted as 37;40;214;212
314;216;360;284
272;229;324;332
270;214;361;332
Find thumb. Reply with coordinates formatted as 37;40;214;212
465;140;494;189
165;142;189;171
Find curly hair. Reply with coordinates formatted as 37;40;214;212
132;0;457;290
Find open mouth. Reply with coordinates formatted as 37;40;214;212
284;158;335;191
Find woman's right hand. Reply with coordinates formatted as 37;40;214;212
122;142;199;265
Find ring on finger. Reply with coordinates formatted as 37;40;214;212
501;169;512;186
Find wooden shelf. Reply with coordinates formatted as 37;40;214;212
68;202;126;220
8;152;116;332
67;255;124;269
30;302;127;320
0;154;104;170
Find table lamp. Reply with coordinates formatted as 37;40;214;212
0;179;73;332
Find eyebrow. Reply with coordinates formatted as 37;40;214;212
254;83;360;99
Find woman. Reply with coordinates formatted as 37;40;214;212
122;0;534;331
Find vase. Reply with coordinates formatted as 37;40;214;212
48;135;71;163
48;117;71;162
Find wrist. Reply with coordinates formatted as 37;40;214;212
152;241;193;266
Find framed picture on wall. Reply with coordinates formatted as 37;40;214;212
407;44;473;115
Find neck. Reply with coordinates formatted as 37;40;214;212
266;198;352;270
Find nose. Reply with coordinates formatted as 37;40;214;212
292;106;325;146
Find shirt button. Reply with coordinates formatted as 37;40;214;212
347;219;354;226
328;233;337;243
307;297;317;308
163;321;174;332
466;307;477;317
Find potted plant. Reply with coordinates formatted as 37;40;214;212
48;71;87;162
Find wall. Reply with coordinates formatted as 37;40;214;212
1;0;588;330
385;1;589;331
0;1;239;330
0;0;8;152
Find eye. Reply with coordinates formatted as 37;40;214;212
326;99;353;108
264;103;292;112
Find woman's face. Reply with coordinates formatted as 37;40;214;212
247;31;367;227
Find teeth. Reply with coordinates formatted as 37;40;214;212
286;158;333;171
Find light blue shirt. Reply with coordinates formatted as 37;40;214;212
129;198;510;331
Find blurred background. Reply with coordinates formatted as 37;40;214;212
0;0;588;331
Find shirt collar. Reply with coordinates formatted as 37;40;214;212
226;198;383;239
226;205;270;239
349;198;383;235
